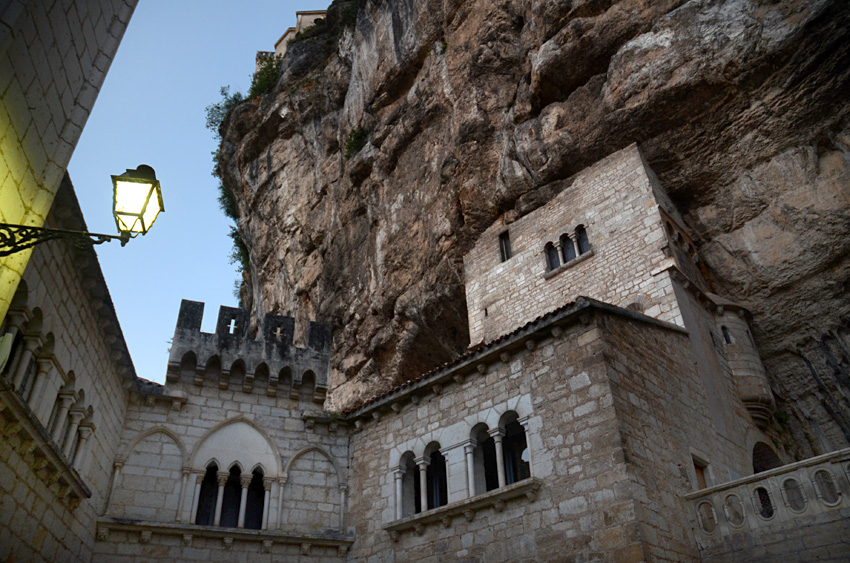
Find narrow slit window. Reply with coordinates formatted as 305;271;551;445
499;231;512;262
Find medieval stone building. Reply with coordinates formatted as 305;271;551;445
4;142;849;562
2;2;850;562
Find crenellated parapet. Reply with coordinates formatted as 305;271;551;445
165;300;331;403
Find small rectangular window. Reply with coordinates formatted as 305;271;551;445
693;456;709;490
499;231;512;262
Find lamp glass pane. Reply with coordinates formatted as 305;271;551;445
116;212;141;233
114;179;153;233
141;189;162;232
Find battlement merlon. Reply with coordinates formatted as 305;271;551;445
166;299;331;385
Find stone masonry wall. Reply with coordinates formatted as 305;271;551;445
0;199;131;562
0;0;136;321
464;144;683;346
94;326;350;562
599;312;775;561
348;311;656;562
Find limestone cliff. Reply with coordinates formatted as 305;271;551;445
218;0;850;455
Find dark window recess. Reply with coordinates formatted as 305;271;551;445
561;234;577;263
576;225;591;254
220;466;242;527
503;420;530;485
693;457;708;490
499;231;512;262
196;465;219;525
426;450;448;509
721;326;732;344
482;436;499;492
244;469;265;529
545;243;560;271
413;463;422;514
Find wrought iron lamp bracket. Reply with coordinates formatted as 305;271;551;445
0;223;131;257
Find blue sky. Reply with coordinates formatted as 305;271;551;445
68;0;328;383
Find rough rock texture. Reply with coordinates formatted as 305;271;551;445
218;0;850;454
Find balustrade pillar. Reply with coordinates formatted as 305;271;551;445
237;475;251;528
416;457;430;511
262;477;273;530
464;441;477;497
50;392;75;442
176;468;191;522
26;358;53;414
490;429;507;488
73;424;94;472
277;476;287;529
393;469;404;519
11;336;39;390
190;473;203;523
62;409;85;458
213;472;228;526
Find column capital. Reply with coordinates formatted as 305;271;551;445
488;428;505;440
114;460;125;471
393;468;406;479
195;473;205;485
263;477;273;491
217;472;230;486
415;457;430;469
462;440;478;454
240;475;252;488
57;391;76;406
77;425;94;440
181;467;192;477
67;408;86;423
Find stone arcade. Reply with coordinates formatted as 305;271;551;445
3;144;849;562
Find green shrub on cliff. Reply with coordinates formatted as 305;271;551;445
344;128;369;159
249;55;283;98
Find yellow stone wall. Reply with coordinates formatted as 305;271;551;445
0;0;137;322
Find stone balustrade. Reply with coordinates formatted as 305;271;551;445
685;448;850;554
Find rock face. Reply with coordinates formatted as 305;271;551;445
218;0;850;454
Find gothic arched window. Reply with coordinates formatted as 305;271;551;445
244;468;265;529
220;465;242;527
425;443;448;509
195;464;218;525
502;412;530;485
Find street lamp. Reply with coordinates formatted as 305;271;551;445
0;165;164;257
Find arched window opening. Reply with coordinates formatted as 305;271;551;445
279;366;293;398
244;469;265;529
752;442;782;474
544;243;560;271
576;225;591;255
229;360;246;391
195;464;218;525
220;465;242;527
301;370;316;402
205;356;222;387
179;351;197;381
471;424;498;495
560;234;576;263
425;443;447;510
253;363;270;395
502;412;530;485
721;326;732;344
398;452;418;517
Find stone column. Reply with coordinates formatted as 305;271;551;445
62;409;85;459
277;476;287;529
106;461;124;515
0;321;24;378
213;472;228;526
262;477;273;530
237;475;251;528
416;457;430;511
26;358;53;413
176;468;191;522
518;416;533;476
393;469;404;519
11;336;39;390
338;485;347;531
190;473;204;524
50;392;75;442
464;441;477;497
73;424;94;472
490;428;507;488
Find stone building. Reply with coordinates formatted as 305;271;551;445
5;142;848;562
